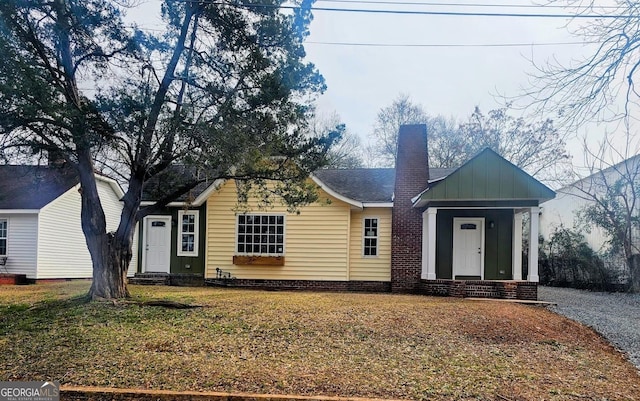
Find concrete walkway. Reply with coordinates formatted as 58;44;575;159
538;286;640;369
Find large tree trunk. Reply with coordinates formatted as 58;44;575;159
83;197;137;300
87;234;131;299
75;149;135;300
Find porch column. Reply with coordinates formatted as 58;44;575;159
421;207;437;280
528;207;540;282
512;211;523;280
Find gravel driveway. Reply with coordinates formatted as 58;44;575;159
538;286;640;369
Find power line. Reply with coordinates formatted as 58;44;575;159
316;0;620;11
305;40;595;48
250;4;631;18
127;25;594;48
174;0;633;19
128;24;595;48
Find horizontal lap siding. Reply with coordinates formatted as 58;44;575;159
38;184;92;278
0;214;38;277
206;181;350;280
37;180;136;279
349;208;392;281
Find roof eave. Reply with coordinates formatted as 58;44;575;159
139;178;226;208
413;196;554;209
362;202;393;208
310;174;363;209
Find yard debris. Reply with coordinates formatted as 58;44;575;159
139;300;202;309
0;282;639;400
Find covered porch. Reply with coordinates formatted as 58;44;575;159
418;206;540;300
412;149;555;300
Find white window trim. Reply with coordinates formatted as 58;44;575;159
177;210;199;257
362;217;379;258
0;218;7;256
235;213;286;256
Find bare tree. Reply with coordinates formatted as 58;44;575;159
426;115;467;169
525;1;640;130
457;106;572;184
369;96;569;182
569;132;640;292
370;94;428;167
310;113;363;169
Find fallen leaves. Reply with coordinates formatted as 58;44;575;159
0;283;638;400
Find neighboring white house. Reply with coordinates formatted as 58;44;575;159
540;154;640;255
0;165;137;279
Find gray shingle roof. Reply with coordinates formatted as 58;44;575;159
141;165;213;202
0;165;79;209
313;167;455;203
140;164;456;205
314;168;395;203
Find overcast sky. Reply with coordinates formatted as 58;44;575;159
302;1;597;144
129;1;626;163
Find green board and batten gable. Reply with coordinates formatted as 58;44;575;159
414;147;555;284
413;148;555;208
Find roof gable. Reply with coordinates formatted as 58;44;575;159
413;148;555;207
0;165;79;210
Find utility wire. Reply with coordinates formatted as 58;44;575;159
316;0;620;11
174;0;633;19
127;26;595;48
245;4;631;18
305;40;595;48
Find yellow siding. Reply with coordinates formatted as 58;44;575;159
206;180;351;280
349;208;392;281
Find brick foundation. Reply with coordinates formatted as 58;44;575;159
0;274;28;285
418;279;538;300
205;279;391;293
129;273;204;286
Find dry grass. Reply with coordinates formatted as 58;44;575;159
0;282;638;400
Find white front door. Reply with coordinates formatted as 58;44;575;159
143;216;171;273
452;217;485;279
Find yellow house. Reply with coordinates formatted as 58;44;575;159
135;125;554;300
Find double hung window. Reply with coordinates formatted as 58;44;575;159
177;211;199;256
363;218;378;256
0;219;6;256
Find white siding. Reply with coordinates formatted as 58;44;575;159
0;213;38;278
128;224;139;277
36;179;136;279
540;186;612;253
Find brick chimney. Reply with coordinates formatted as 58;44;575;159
391;124;429;292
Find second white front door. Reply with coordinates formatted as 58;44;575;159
452;217;485;279
144;216;171;273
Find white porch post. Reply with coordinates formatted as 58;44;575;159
512;211;523;281
528;207;540;282
421;207;437;280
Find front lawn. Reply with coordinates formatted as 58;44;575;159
0;282;638;400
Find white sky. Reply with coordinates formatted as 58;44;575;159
128;1;630;166
303;1;595;144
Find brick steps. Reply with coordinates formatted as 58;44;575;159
128;273;204;287
128;273;170;286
